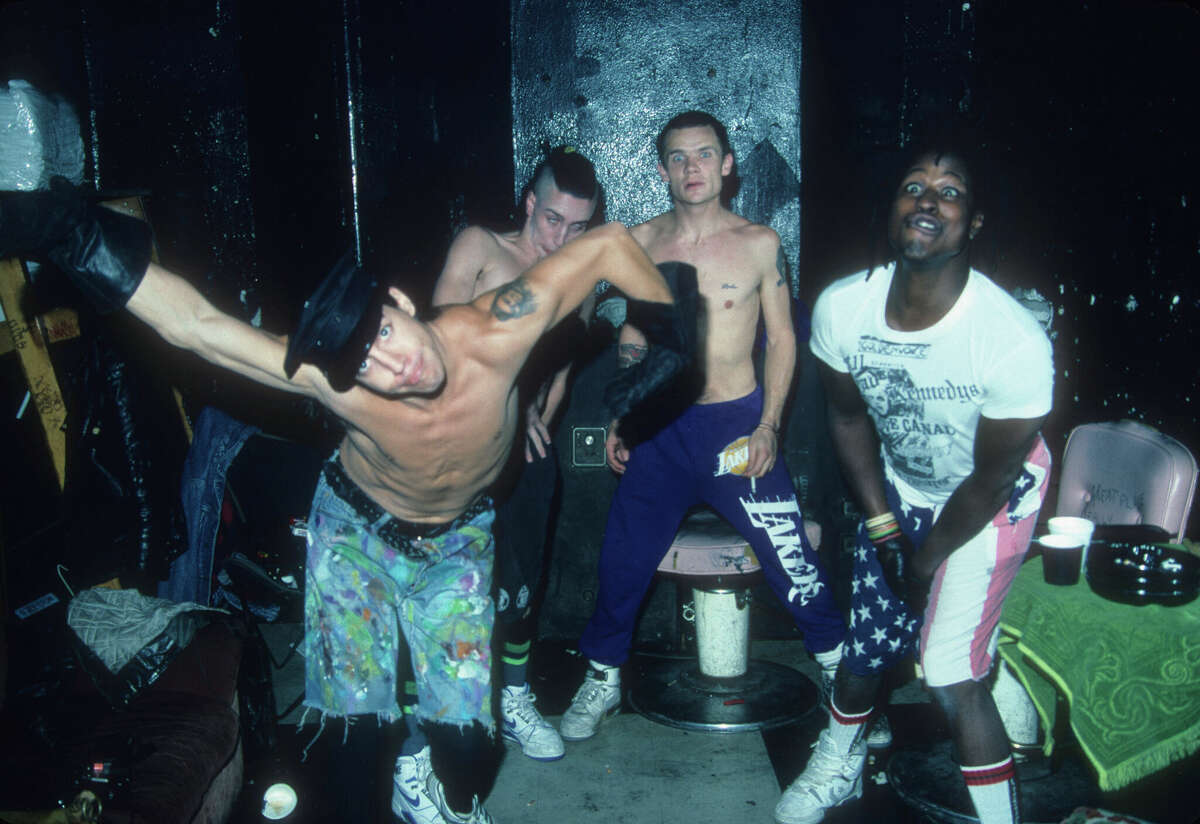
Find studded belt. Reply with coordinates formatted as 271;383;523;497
322;459;491;557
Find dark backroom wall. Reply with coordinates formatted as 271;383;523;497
0;0;514;602
800;0;1200;537
1;0;1197;626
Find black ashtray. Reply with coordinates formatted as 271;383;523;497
1091;524;1172;544
1085;541;1200;607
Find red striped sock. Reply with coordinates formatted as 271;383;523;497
961;756;1019;824
828;699;871;753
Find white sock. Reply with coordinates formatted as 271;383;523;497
961;756;1018;824
587;660;620;685
813;642;843;674
828;697;871;753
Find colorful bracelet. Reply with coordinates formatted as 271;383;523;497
865;511;901;543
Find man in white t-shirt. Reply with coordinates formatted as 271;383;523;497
774;141;1053;824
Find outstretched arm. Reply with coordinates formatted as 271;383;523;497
0;183;331;400
493;222;669;335
127;262;328;398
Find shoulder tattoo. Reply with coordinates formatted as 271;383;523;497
775;246;788;288
617;342;649;368
491;277;537;320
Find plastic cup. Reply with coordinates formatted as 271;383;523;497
1038;534;1086;585
1048;515;1096;565
1048;515;1095;543
262;783;297;820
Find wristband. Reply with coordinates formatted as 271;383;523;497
754;422;778;434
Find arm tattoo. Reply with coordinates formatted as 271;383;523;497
491;276;537;320
617;342;648;369
775;246;788;288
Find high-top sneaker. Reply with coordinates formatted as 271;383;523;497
392;746;443;824
559;662;621;741
774;728;868;824
501;683;565;761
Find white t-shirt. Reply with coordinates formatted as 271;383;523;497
810;262;1053;509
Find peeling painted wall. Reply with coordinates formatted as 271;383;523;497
512;0;804;291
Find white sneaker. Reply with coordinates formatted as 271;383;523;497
774;729;867;824
501;683;565;761
559;663;621;741
425;769;495;824
392;746;444;824
865;711;892;749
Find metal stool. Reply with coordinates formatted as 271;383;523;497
627;508;821;733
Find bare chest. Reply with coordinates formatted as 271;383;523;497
341;380;519;521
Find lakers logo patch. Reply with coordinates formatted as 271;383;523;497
715;436;751;477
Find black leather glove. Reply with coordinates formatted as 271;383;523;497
0;177;151;313
603;261;698;420
873;530;930;613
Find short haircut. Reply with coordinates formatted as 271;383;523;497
655;111;733;163
896;122;989;214
522;145;605;225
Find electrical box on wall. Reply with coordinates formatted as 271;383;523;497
572;426;607;467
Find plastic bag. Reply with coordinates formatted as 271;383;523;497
0;78;85;191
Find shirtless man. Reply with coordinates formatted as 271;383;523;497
559;111;847;742
427;146;602;766
0;179;683;824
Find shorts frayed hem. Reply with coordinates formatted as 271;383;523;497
412;707;496;738
297;705;405;761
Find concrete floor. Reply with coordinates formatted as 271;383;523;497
224;627;1194;824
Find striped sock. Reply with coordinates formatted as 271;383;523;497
961;755;1019;824
399;680;427;755
828;698;871;753
502;639;531;688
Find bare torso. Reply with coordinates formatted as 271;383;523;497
326;304;523;523
631;211;779;404
453;226;538;298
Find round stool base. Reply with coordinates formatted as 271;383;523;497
628;657;820;733
886;741;1097;824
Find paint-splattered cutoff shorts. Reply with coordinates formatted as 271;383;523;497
303;459;496;731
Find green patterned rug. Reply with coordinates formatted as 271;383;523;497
998;558;1200;791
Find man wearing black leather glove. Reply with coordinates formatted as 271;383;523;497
865;512;930;614
0;176;152;312
0;179;674;824
776;134;1053;824
560;111;846;744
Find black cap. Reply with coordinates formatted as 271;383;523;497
283;250;382;392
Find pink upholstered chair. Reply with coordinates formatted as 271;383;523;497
1055;420;1197;541
995;420;1198;753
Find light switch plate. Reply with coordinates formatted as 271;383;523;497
572;426;607;467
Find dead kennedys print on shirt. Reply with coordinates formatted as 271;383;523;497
847;335;982;497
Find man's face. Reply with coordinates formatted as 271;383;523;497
888;152;984;266
356;287;447;396
525;178;597;258
657;125;733;205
